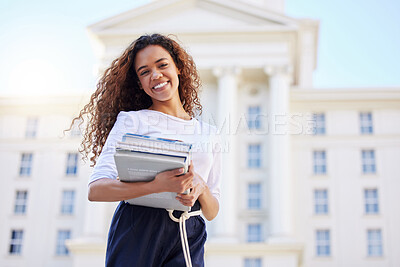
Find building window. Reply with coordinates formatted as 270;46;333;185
316;230;330;257
66;153;78;176
247;224;262;242
248;183;261;210
360;112;373;134
367;229;383;257
364;189;379;214
61;190;75;215
70;119;82;137
9;230;24;255
312;113;326;135
244;258;262;267
19;153;33;176
248;144;261;168
248;106;261;129
25;117;38;138
14;191;28;215
314;189;328;215
362;150;376;174
56;230;71;256
313;150;326;175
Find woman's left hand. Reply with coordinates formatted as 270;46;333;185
176;172;206;207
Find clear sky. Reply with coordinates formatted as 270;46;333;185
0;0;399;96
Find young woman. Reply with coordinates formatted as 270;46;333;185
72;34;221;266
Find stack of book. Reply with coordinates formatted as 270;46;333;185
114;133;192;211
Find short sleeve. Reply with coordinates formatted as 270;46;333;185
88;112;134;184
206;133;222;202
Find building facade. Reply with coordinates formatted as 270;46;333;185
1;0;399;266
0;95;93;267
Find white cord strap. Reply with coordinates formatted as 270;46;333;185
167;209;202;267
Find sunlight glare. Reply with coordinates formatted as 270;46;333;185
7;58;67;95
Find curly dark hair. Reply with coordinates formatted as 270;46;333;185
69;33;202;166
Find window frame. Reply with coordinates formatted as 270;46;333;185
247;106;261;130
247;223;262;243
248;144;261;169
362;150;376;174
9;229;24;255
314;189;328;215
25;117;38;138
56;230;71;256
247;183;262;210
19;153;33;176
244;257;262;267
367;229;383;257
14;190;28;215
360;112;373;134
364;188;379;214
312;113;326;135
69;118;83;137
316;229;331;257
65;153;78;176
313;150;327;175
61;190;75;215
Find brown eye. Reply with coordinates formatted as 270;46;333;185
140;70;149;76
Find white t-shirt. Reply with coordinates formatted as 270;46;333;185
89;109;222;201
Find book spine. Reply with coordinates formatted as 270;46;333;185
115;150;188;161
117;142;188;157
118;141;190;153
122;140;191;152
122;134;192;151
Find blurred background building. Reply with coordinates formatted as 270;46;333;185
1;0;399;266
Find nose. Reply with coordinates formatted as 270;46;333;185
151;70;163;80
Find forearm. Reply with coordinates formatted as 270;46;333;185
88;178;158;202
198;186;219;221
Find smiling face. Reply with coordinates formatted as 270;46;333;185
134;45;181;107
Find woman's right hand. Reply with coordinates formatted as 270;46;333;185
151;164;194;194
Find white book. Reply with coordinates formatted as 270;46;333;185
122;133;192;152
116;141;189;158
114;144;192;211
115;150;190;181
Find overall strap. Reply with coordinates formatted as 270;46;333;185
166;209;203;267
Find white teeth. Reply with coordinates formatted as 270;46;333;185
153;82;167;89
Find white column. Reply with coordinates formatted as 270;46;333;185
83;201;108;240
211;67;240;242
67;201;108;267
264;65;293;241
298;26;317;88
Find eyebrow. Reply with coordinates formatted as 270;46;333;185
137;58;168;73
